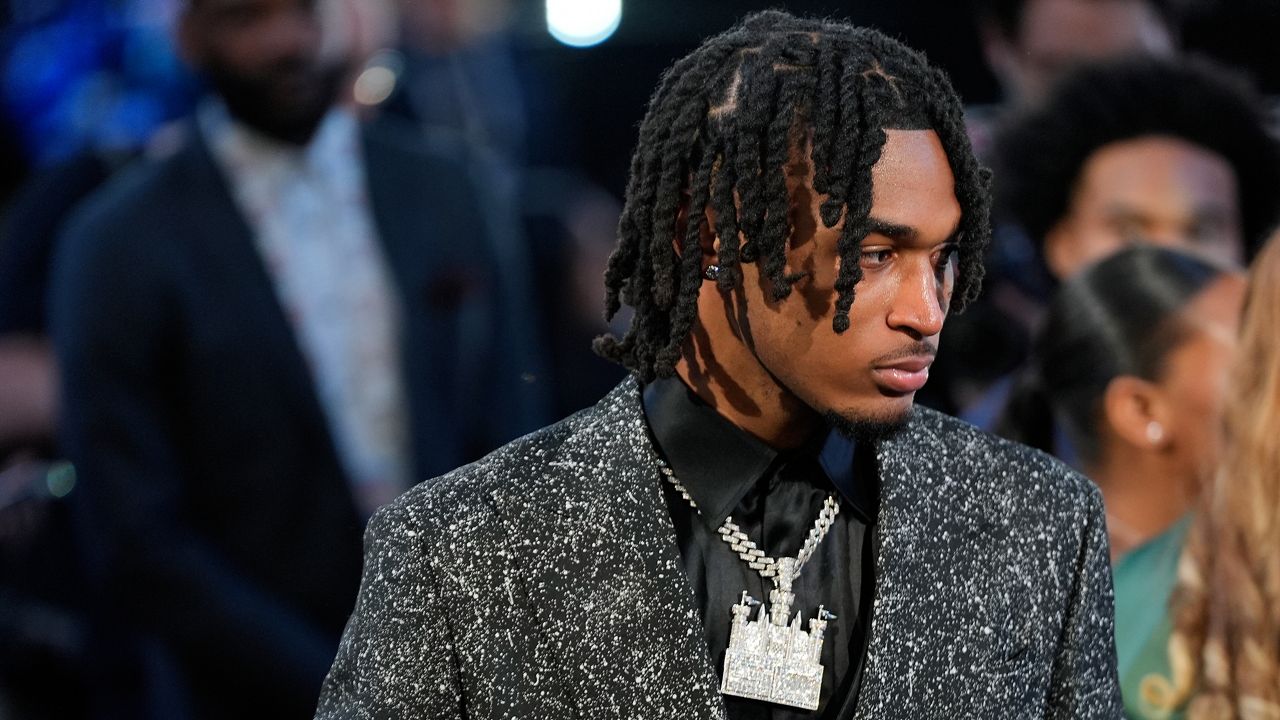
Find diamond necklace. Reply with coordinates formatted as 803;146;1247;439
656;455;839;711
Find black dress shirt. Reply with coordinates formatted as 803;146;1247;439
643;377;879;719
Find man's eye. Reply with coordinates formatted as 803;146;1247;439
1188;218;1227;243
935;245;959;275
860;249;893;268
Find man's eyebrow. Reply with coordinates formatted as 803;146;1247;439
1189;206;1234;223
866;217;916;241
866;217;963;243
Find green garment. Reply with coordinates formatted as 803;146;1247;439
1112;515;1192;720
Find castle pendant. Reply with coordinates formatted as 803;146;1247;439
719;558;831;711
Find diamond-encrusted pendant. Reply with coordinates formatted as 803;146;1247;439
655;455;838;711
719;559;833;711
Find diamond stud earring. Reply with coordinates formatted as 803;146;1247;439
1146;421;1164;444
704;264;722;282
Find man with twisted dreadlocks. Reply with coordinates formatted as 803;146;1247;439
316;11;1121;719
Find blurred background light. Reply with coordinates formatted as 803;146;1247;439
45;461;76;499
353;51;403;107
545;0;622;48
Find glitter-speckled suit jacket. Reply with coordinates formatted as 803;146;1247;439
315;379;1123;719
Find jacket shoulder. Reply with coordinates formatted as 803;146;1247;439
908;405;1102;512
50;143;206;332
57;138;203;269
73;135;198;224
375;407;590;541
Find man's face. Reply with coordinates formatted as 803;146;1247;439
1044;136;1242;279
732;129;962;431
181;0;340;143
986;0;1173;103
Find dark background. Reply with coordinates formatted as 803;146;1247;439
3;0;1279;207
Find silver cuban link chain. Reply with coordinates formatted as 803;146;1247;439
655;452;842;711
655;456;840;579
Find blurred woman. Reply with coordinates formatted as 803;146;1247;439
1144;235;1280;718
998;245;1246;719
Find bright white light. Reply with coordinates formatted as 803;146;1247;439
546;0;622;48
354;66;397;107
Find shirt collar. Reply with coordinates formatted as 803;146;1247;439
642;376;875;529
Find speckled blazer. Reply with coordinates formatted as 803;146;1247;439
315;379;1122;719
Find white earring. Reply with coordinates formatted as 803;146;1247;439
1146;421;1164;444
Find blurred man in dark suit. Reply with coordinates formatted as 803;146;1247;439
48;0;549;716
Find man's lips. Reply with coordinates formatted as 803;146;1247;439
870;355;934;394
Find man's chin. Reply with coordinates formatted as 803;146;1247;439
224;99;329;145
208;65;342;145
823;404;911;443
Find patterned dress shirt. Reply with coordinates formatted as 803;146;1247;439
202;102;410;517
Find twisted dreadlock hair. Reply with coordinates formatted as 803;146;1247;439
594;11;991;382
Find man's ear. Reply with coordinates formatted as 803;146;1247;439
1043;220;1081;281
670;201;721;268
701;205;722;258
1102;375;1172;452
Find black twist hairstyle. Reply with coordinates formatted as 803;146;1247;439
994;54;1280;264
594;10;992;382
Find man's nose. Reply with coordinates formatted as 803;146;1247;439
885;260;945;339
263;6;322;62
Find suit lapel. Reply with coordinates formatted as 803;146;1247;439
361;124;427;301
853;409;1013;715
491;380;726;718
360;124;497;479
175;132;341;467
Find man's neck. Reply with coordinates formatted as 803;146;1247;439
231;114;323;150
673;357;822;450
672;265;829;449
202;97;330;151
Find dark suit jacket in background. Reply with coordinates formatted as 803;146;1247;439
49;115;551;719
317;379;1122;719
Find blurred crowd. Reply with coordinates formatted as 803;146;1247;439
1;0;1279;718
